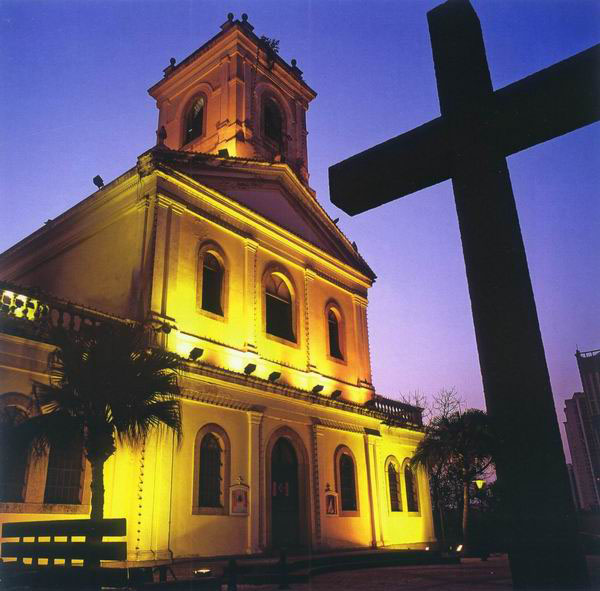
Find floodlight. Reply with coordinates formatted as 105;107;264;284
244;363;257;375
189;348;204;361
312;385;324;394
331;390;342;400
268;371;281;382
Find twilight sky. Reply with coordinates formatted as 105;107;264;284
0;0;598;450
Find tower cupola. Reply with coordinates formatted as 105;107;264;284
148;14;317;185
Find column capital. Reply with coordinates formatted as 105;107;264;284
352;293;368;307
156;193;186;215
244;237;259;252
247;410;264;425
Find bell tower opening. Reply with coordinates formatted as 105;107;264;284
147;13;316;185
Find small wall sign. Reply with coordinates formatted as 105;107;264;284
230;477;249;516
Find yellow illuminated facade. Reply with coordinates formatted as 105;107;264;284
0;15;434;560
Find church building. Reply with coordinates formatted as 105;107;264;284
0;14;435;560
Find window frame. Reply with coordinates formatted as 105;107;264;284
325;301;346;364
334;445;360;517
192;423;230;515
182;93;207;147
196;242;228;321
0;404;30;503
262;266;299;347
43;440;85;505
403;459;421;514
260;94;287;157
385;456;403;513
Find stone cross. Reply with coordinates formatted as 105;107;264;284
329;1;599;587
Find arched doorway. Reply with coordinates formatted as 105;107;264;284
271;437;299;548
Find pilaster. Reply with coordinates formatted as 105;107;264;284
243;238;259;352
310;421;325;548
364;433;384;547
304;267;316;371
352;294;372;385
246;410;263;553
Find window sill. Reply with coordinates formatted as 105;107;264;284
0;502;88;514
265;332;299;349
338;510;360;518
192;506;226;516
197;307;226;323
327;353;347;366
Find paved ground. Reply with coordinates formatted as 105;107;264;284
172;554;600;590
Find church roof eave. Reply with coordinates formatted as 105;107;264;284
142;147;376;281
155;165;374;290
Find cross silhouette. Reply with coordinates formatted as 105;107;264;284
329;1;598;587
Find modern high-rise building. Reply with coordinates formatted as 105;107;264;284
564;349;600;511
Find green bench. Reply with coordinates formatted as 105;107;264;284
1;517;127;588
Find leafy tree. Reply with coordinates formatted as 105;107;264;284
411;408;495;550
19;323;182;520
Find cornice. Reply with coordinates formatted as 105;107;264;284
148;21;316;101
312;416;374;435
180;386;260;412
181;359;423;432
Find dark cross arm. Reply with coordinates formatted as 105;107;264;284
330;44;600;215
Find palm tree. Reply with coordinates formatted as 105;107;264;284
20;323;182;520
411;409;495;550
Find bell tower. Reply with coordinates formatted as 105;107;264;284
148;13;317;185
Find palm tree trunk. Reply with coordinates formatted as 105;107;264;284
462;480;470;550
90;459;105;520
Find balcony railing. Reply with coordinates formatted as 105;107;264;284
366;395;423;427
0;281;132;342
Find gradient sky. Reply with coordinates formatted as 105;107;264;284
0;0;598;455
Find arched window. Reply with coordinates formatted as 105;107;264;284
405;463;419;512
193;424;230;515
198;433;222;507
201;252;223;315
263;98;283;146
328;310;343;360
184;95;205;144
335;446;358;515
265;273;295;342
44;440;84;505
0;406;28;502
387;461;402;512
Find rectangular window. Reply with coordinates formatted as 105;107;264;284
44;444;84;505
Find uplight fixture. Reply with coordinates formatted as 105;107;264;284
189;347;204;361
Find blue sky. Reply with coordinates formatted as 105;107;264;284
0;0;598;453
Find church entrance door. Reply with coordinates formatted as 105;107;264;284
271;437;300;548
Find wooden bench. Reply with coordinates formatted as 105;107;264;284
1;517;127;588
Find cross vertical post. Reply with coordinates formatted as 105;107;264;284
427;2;588;587
330;0;598;586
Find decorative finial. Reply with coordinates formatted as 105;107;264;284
169;57;176;67
227;13;233;21
241;13;248;22
291;59;297;67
